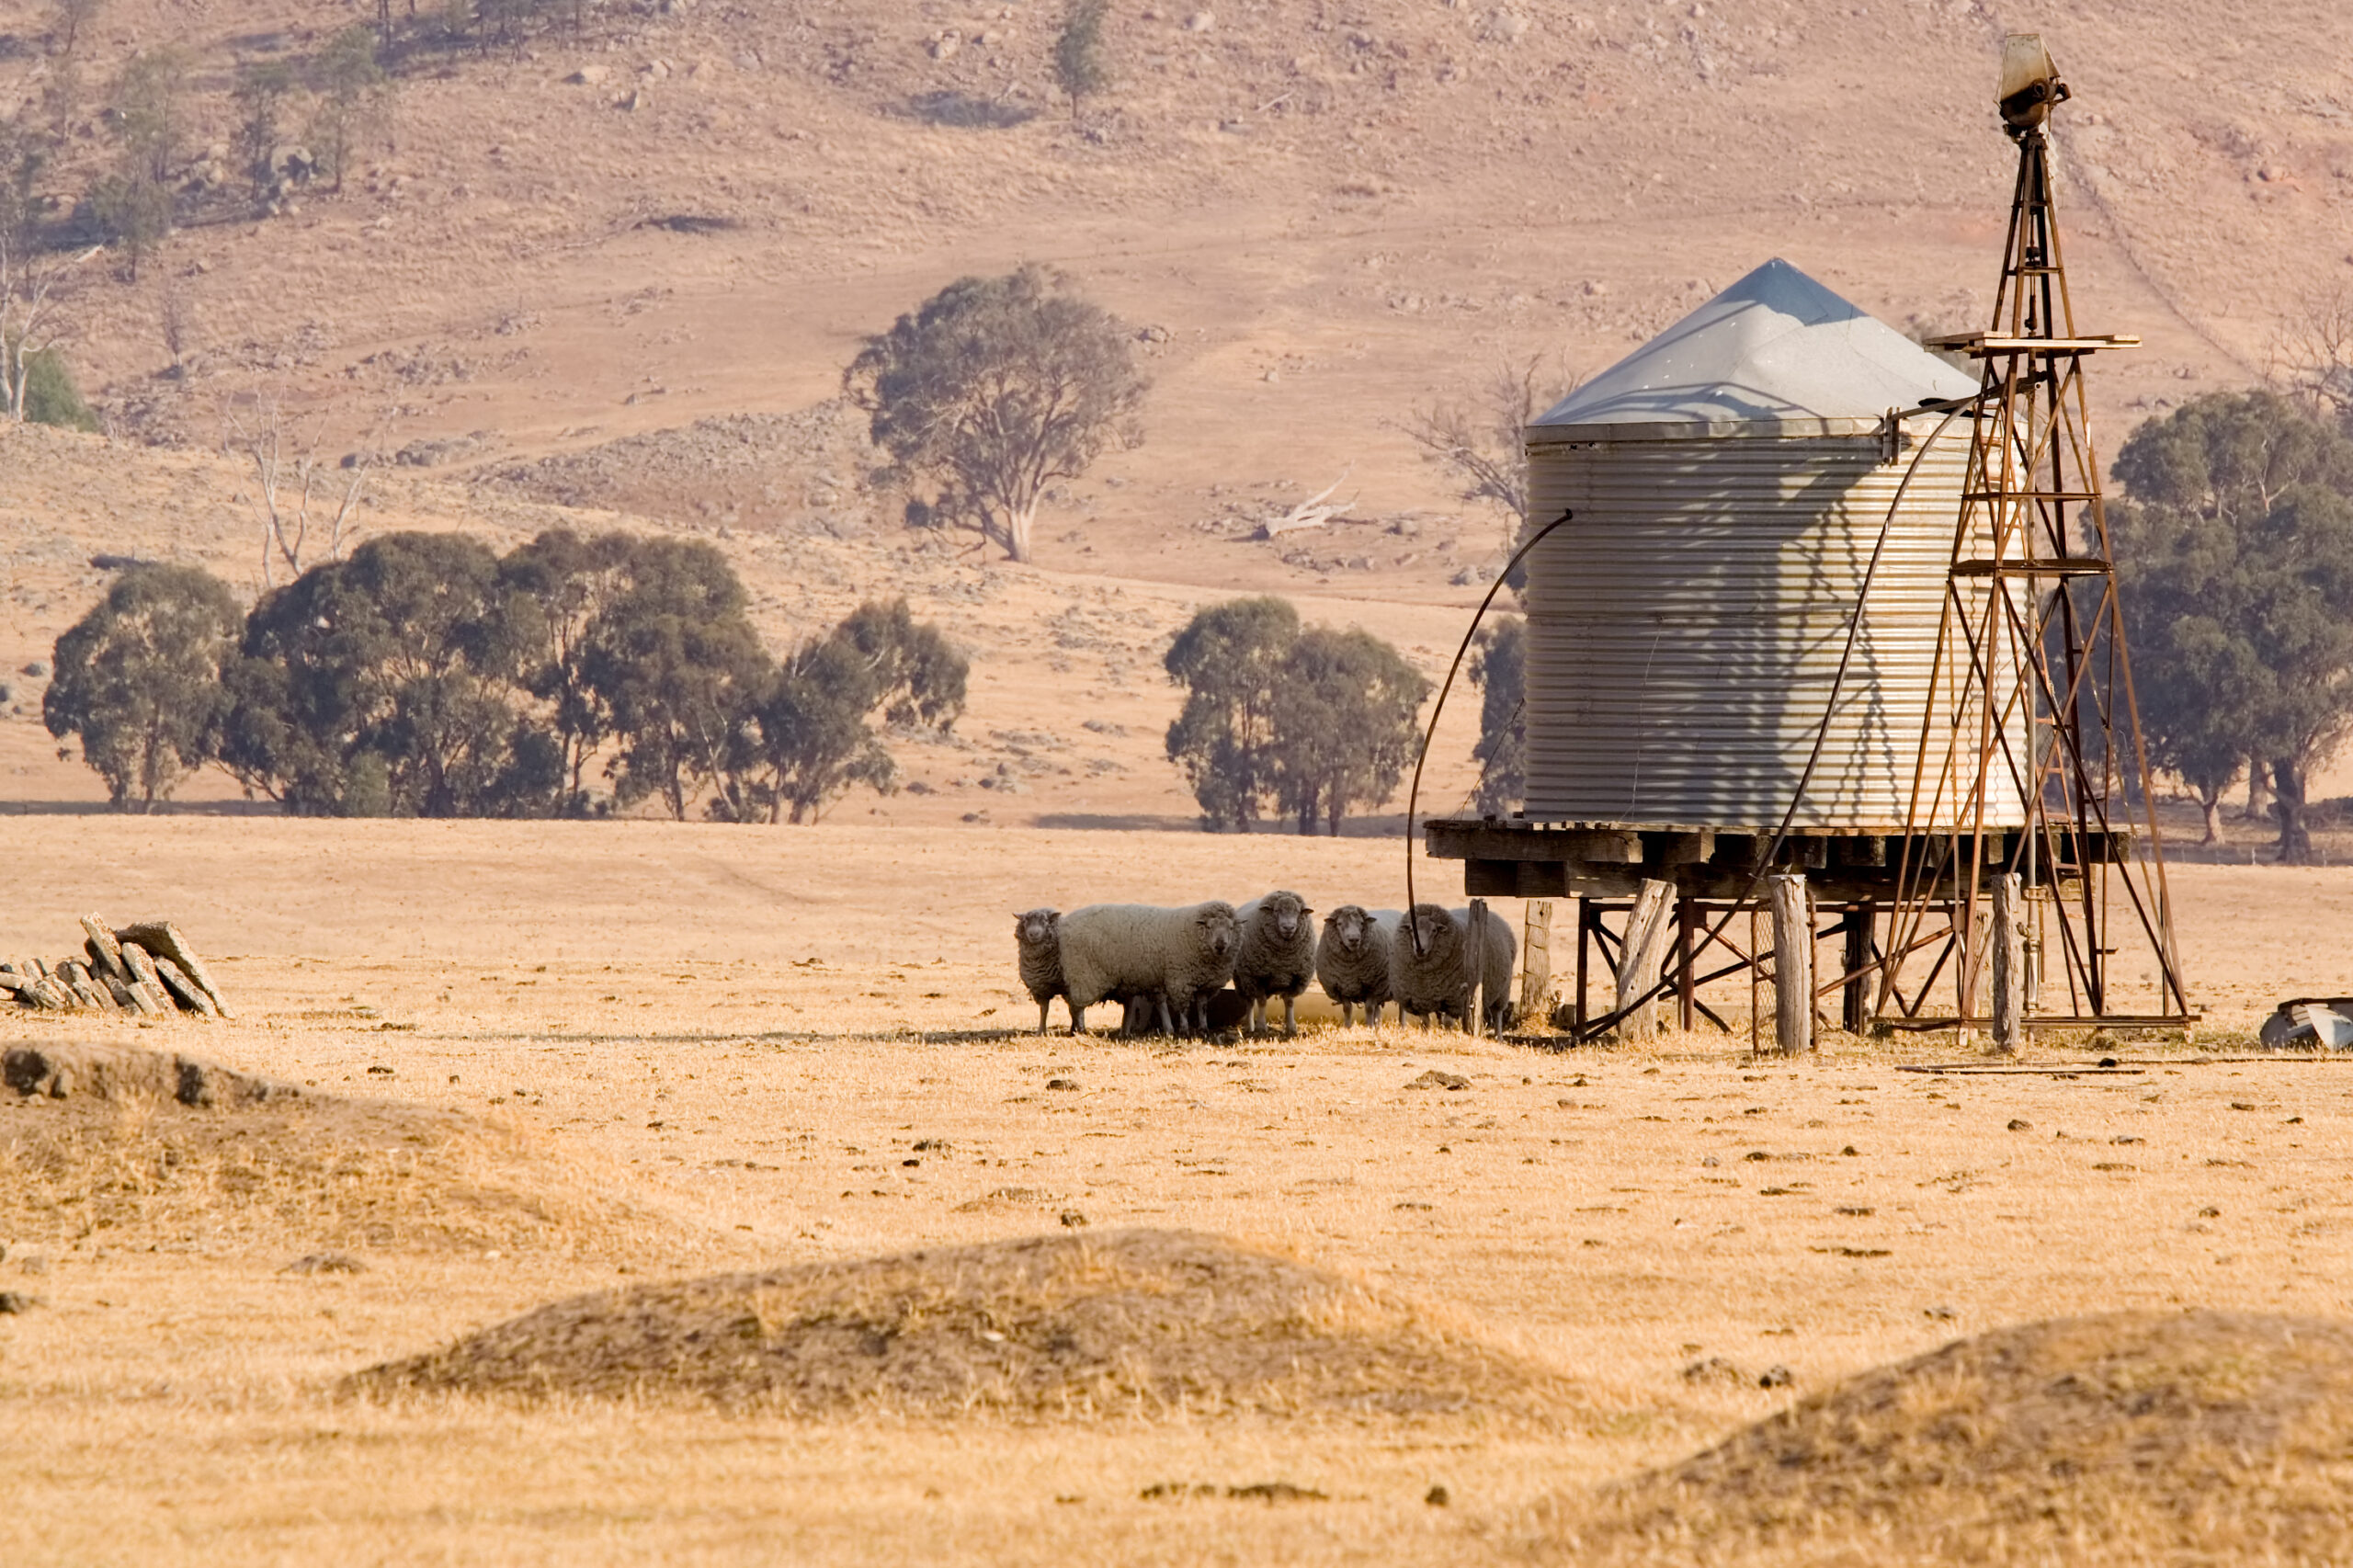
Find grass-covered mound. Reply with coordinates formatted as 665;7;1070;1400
0;1040;654;1257
350;1227;1575;1424
1522;1310;2353;1566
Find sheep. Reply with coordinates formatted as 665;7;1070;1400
1233;890;1316;1036
1390;903;1518;1032
1056;902;1241;1037
1315;905;1399;1027
1012;908;1069;1034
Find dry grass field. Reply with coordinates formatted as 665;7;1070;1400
5;821;2352;1565
7;2;2353;1557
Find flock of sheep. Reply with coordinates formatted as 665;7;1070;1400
1013;895;1517;1038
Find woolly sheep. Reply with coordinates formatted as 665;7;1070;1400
1390;903;1518;1032
1012;908;1066;1035
1315;905;1399;1027
1233;890;1317;1036
1056;902;1241;1037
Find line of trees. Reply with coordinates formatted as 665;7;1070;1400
1162;597;1431;835
43;531;967;820
2113;391;2353;864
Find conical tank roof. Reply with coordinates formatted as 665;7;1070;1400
1529;258;1980;442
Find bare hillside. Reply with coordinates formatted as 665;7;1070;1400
2;0;2347;598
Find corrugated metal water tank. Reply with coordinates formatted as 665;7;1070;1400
1518;258;2025;832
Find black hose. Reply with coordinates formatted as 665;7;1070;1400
1403;507;1578;953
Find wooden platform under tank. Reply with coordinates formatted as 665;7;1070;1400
1423;817;2133;903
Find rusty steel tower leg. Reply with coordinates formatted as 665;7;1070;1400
1883;36;2190;1037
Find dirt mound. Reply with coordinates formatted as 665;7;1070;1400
1526;1311;2353;1566
0;1042;656;1258
350;1227;1573;1423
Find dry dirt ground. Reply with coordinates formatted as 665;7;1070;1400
4;821;2351;1564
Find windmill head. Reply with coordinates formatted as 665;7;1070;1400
1998;34;2069;139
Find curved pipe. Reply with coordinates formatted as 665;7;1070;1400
1402;507;1578;953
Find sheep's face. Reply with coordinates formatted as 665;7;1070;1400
1263;891;1311;941
1015;909;1060;948
1407;903;1457;959
1326;905;1371;953
1198;906;1240;958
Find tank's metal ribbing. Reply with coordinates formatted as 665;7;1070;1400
1520;434;2026;830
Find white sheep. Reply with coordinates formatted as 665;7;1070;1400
1390;903;1517;1032
1233;890;1316;1036
1056;902;1241;1037
1315;905;1399;1027
1012;908;1066;1035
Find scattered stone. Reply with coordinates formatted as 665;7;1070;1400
1059;1210;1088;1228
1682;1356;1747;1386
0;1291;38;1314
1228;1481;1324;1503
1406;1070;1470;1091
1425;1484;1450;1506
1183;9;1215;32
568;64;612;85
1045;1077;1078;1091
954;1187;1063;1213
2007;1118;2032;1131
1757;1364;1795;1389
282;1252;369;1276
1924;1305;1957;1320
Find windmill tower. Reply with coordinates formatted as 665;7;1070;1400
1889;34;2193;1038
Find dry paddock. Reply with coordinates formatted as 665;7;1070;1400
2;818;2351;1566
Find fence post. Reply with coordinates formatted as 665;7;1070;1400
1465;897;1488;1036
1991;872;2025;1054
1770;873;1813;1054
1614;879;1676;1040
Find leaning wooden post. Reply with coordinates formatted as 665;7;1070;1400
1614;879;1677;1040
1769;873;1813;1054
1465;897;1488;1036
1990;871;2025;1054
1519;899;1554;1028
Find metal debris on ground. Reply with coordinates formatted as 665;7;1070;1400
2258;998;2353;1051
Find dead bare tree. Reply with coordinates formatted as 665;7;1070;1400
0;237;100;422
227;398;390;586
2273;286;2353;425
1402;355;1582;556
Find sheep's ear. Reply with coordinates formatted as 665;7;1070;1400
1045;911;1059;927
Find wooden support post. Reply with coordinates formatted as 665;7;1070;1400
1465;897;1488;1037
1676;895;1697;1032
1991;872;2025;1054
1614;879;1677;1040
1574;898;1593;1038
1769;873;1813;1055
1520;900;1554;1028
1842;905;1872;1034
